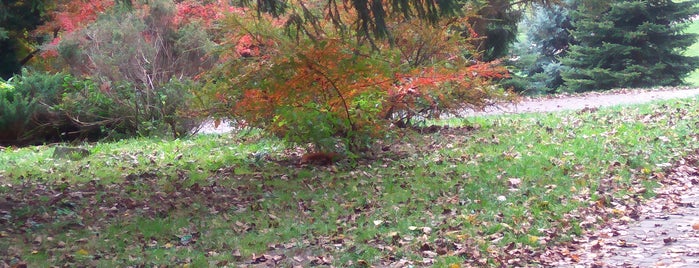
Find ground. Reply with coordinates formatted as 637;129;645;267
482;87;699;267
196;87;699;267
547;153;699;267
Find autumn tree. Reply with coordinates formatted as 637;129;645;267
207;1;512;152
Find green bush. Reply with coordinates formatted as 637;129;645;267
0;71;76;144
60;77;201;139
51;0;211;139
0;70;201;145
505;3;574;95
0;78;37;144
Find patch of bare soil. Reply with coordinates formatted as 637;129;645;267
543;153;699;267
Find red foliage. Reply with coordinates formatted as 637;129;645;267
37;0;114;35
173;0;245;27
236;35;261;57
37;0;246;59
386;61;509;116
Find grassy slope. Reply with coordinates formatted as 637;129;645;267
2;96;699;267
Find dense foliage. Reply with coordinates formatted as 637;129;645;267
205;2;512;152
0;71;74;145
0;0;47;79
0;0;531;146
506;0;699;94
5;0;699;146
560;0;699;92
505;2;574;94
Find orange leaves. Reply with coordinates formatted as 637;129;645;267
383;60;509;123
173;0;241;27
207;2;511;151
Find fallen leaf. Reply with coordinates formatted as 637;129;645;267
663;237;677;244
528;235;539;244
508;178;522;188
76;249;89;256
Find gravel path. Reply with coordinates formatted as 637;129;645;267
462;87;699;116
520;88;699;267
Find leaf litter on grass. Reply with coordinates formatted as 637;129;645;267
2;97;699;267
543;151;699;267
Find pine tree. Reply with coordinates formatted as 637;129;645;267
507;2;574;94
256;0;545;57
560;0;699;92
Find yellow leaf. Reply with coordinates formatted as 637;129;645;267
449;263;461;268
164;243;173;249
31;250;39;254
76;249;89;256
528;235;539;244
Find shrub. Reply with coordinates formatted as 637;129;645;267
206;6;511;153
59;76;201;139
560;0;699;92
0;70;76;145
48;0;214;138
0;78;37;144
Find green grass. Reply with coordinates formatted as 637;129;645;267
2;96;699;267
686;18;699;86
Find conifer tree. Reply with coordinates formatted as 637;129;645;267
506;2;574;94
560;0;699;92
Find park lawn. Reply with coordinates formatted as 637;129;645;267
1;95;699;267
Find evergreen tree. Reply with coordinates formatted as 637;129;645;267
560;0;699;92
506;2;574;94
258;0;544;58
